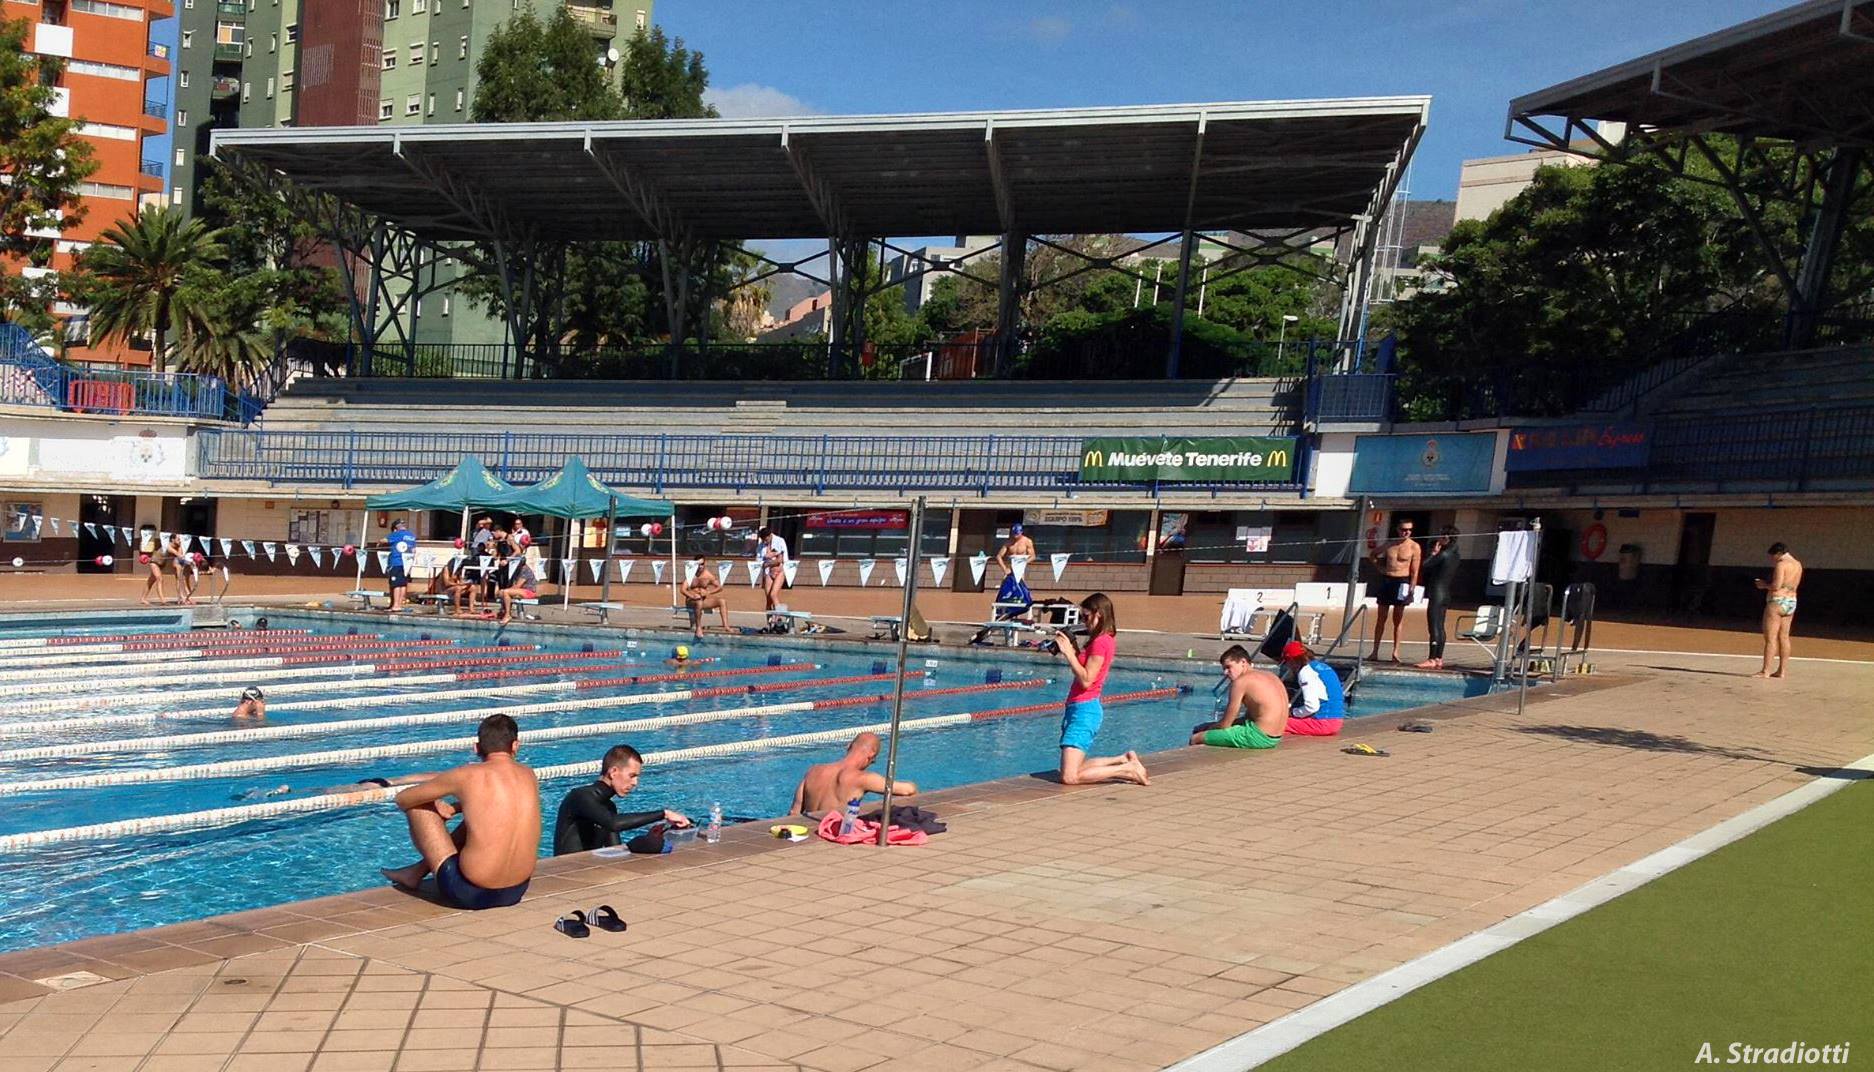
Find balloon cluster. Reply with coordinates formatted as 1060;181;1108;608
637;522;666;537
703;516;736;532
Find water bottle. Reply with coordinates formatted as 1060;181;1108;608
704;801;722;844
838;797;863;837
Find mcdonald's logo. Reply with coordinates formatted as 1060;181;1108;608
1267;449;1289;470
1083;449;1105;469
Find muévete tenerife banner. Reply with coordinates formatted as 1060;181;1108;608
1079;436;1298;483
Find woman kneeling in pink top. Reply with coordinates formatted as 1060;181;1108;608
1054;593;1149;786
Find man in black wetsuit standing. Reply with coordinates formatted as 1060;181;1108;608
553;745;693;855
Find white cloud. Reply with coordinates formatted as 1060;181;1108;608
705;84;821;119
1027;15;1072;42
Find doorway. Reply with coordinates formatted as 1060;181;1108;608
77;495;134;573
1673;512;1716;614
952;510;998;592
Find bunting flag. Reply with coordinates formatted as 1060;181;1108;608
892;557;907;587
120;527;133;547
308;545;323;565
48;517;60;535
157;530;169;546
241;540;256;559
816;559;836;586
684;560;700;585
218;538;233;558
718;561;736;588
782;560;798;586
285;545;301;566
929;556;950;587
32;516;44;537
969;552;989;585
178;534;193;553
374;550;388;573
1050;552;1071;582
650;560;666;584
262;542;277;562
748;560;761;587
1010;553;1031;583
857;559;876;586
103;525;118;544
616;559;634;584
478;555;492;574
588;559;604;583
196;536;212;555
309;547;324;569
560;558;576;583
84;522;97;538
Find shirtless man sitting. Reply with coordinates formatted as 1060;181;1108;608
1190;644;1289;749
1369;518;1422;663
788;731;918;817
380;713;540;910
1753;542;1804;680
681;556;730;638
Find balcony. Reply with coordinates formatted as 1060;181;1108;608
144;97;167;119
566;4;619;39
140;159;163;178
211;75;240;101
144;41;172;75
216;1;246;18
214;42;244;62
149;42;171;61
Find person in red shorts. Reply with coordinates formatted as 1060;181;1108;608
1280;641;1345;735
495;545;539;625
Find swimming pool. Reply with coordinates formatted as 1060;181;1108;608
0;612;1496;951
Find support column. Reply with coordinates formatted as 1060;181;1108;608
1786;147;1863;349
1165;229;1197;379
991;232;1026;378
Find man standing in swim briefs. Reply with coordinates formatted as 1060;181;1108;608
995;522;1036;577
1191;644;1289;749
1753;542;1803;679
553;745;692;855
680;556;730;638
753;527;790;612
1368;518;1421;663
381;713;539;910
789;731;920;816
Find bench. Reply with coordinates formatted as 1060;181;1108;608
869;615;903;640
581;602;625;624
345;589;381;610
766;610;813;635
974;620;1033;647
417;593;454;615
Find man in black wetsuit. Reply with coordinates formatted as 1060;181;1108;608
1415;526;1462;670
552;744;693;855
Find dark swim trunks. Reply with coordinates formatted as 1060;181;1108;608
433;856;529;910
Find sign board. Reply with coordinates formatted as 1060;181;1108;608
1024;509;1110;528
1079;436;1297;483
1349;433;1497;495
1243;526;1273;553
1506;423;1650;471
806;510;907;530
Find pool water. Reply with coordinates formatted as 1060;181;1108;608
0;615;1495;951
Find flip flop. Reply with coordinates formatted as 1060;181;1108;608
1399;722;1435;733
1342;743;1390;757
589;905;627;933
554;910;590;939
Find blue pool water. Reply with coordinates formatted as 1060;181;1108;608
0;615;1496;951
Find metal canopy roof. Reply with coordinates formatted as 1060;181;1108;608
1509;0;1874;147
211;98;1429;244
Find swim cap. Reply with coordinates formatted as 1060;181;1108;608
241;686;265;701
1010;523;1024;535
454;537;466;549
1281;641;1307;660
673;645;690;660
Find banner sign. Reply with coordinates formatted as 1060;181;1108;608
1023;509;1110;528
806;510;908;530
1349;433;1497;495
1078;436;1297;483
1506;423;1650;471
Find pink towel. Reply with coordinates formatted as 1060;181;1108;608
815;811;928;846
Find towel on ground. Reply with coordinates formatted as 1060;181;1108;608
860;805;947;835
816;811;929;846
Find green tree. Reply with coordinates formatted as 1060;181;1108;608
471;7;624;123
0;15;97;329
617;25;715;120
197;157;350;365
79;207;229;374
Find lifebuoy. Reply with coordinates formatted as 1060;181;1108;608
1365;525;1381;555
1580;523;1609;561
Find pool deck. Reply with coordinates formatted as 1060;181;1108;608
0;603;1869;1072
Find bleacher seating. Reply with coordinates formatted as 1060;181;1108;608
1647;344;1874;417
256;377;1302;439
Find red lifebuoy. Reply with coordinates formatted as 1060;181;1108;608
1580;523;1608;561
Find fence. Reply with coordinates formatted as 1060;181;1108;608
195;429;1310;496
1303;336;1394;423
346;338;999;382
1643;404;1874;490
0;325;254;422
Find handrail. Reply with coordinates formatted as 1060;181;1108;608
1319;602;1369;694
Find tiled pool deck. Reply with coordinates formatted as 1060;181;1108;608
1;632;1870;1070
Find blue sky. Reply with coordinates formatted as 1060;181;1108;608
686;0;1790;200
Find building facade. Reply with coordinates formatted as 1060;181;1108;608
5;0;172;366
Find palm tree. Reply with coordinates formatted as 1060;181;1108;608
82;207;227;373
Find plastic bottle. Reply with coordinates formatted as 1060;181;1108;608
705;802;722;844
838;797;863;837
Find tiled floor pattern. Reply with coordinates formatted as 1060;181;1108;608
2;653;1870;1071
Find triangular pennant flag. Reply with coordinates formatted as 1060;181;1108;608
374;550;388;572
478;555;492;573
969;551;989;585
589;559;604;583
892;557;907;587
120;527;133;546
196;535;211;554
242;540;257;559
1010;553;1031;583
616;559;634;584
309;544;322;562
103;524;118;543
783;560;798;586
930;556;950;587
857;559;876;586
285;544;301;566
748;560;761;587
33;515;44;537
684;560;700;584
309;547;324;569
157;530;169;545
48;517;60;535
84;522;97;537
560;558;576;583
816;559;836;586
718;561;736;588
1050;552;1071;582
178;534;193;553
218;538;233;558
651;560;666;584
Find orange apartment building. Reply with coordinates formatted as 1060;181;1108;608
4;0;170;367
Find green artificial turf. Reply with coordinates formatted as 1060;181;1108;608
1258;780;1872;1072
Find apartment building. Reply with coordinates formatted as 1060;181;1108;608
5;0;172;365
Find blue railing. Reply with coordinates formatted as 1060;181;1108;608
1304;335;1395;423
195;429;1309;495
0;326;254;422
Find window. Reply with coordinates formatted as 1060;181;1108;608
282;70;294;91
71;0;143;20
405;93;420;116
240;80;250;101
412;0;424;11
176;109;188;126
171;188;182;205
382;48;396;69
184;0;193;7
177;70;189;88
430;40;439;64
378;98;393;120
78;121;137;140
76;181;134;200
442;295;451;316
244;40;252;56
635;9;646;29
5;505;44;544
425;92;435;116
453;88;464;111
174;147;185;166
384;0;399;18
458;35;468;59
264;76;274;98
408;41;422;65
180;29;192;48
286;22;298;42
66;59;139;80
268;32;276;52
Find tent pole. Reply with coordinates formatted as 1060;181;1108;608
877;496;926;847
563;518;577;607
458;506;469;546
598;496;617;612
353;509;372;595
668;511;678;608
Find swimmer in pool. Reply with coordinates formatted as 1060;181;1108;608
232;686;266;722
664;644;695;669
380;714;540;910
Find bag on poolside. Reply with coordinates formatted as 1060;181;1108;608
994;574;1032;615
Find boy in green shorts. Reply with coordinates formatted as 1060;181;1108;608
1190;645;1288;749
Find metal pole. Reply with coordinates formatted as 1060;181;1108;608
598;495;617;610
1341;496;1367;649
1518;518;1542;717
353;510;372;594
877;496;926;847
668;511;678;607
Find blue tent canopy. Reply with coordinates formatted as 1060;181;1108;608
491;457;670;519
363;457;519;511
